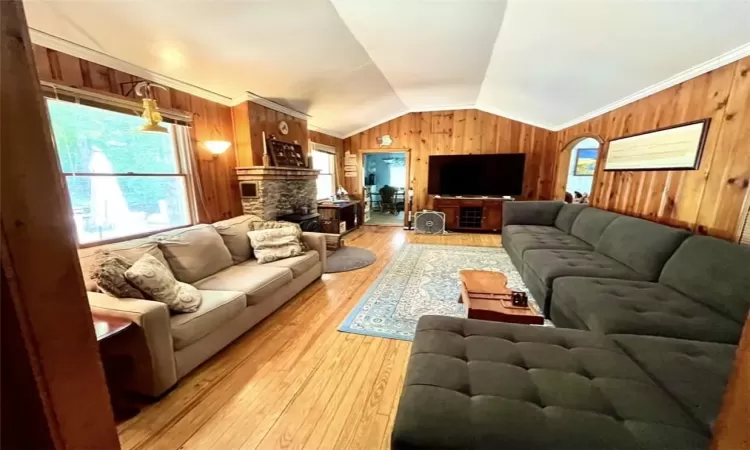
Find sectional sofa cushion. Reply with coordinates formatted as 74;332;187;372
156;225;234;283
193;263;293;306
502;225;567;236
550;278;742;344
523;250;648;289
502;231;591;257
212;215;261;263
659;236;750;324
611;334;737;433
553;204;587;233
569;208;620;246
170;290;246;350
392;316;708;450
502;201;564;227
596;216;690;279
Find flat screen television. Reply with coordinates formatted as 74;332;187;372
428;154;525;196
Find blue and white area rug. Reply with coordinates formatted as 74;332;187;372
339;244;549;341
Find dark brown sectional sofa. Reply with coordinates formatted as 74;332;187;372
391;201;750;449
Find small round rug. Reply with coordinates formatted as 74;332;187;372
325;246;376;273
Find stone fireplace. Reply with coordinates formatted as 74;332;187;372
235;166;319;220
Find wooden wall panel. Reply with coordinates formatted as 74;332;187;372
342;109;556;212
247;102;308;166
554;57;750;240
32;44;243;222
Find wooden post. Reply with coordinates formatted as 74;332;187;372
0;1;120;448
711;314;750;450
262;131;270;167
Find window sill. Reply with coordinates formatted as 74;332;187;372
77;224;193;249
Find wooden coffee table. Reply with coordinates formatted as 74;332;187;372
458;270;544;325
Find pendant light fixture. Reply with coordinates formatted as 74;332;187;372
133;81;169;134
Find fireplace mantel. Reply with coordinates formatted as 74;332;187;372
235;166;320;181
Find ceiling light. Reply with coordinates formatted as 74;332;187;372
204;140;232;156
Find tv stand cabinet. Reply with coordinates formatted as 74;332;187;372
433;197;507;232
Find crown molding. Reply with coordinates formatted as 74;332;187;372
307;124;345;139
342;109;412;138
230;92;311;121
29;29;236;107
340;104;555;139
552;42;750;131
474;105;555;130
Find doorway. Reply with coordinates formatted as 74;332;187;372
564;137;601;204
362;151;408;226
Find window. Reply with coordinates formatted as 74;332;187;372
46;99;193;245
311;147;336;200
390;166;406;188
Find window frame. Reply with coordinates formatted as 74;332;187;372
45;96;197;247
310;142;337;201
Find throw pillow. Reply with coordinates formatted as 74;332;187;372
247;228;303;264
125;254;202;313
89;251;145;299
250;220;310;252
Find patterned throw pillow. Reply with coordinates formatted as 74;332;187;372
124;254;202;313
250;220;310;252
89;251;145;299
247;228;303;264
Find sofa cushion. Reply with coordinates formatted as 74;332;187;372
524;249;648;288
611;334;737;433
392;315;708;450
551;278;742;344
503;225;567;236
193;263;293;306
503;232;591;257
170;290;246;350
241;251;319;278
212;215;261;264
554;204;588;233
596;216;690;279
156;224;234;283
570;207;620;246
502;201;564;227
659;236;750;324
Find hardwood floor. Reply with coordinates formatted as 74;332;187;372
116;227;501;450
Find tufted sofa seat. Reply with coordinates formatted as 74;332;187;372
392;316;712;450
523;249;648;315
551;278;743;344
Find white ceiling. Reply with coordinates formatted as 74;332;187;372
24;0;750;137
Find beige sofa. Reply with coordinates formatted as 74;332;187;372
80;215;327;396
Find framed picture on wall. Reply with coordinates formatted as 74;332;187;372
574;148;598;176
604;119;710;171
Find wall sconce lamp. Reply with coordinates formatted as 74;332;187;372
203;140;232;157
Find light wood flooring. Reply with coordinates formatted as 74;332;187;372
117;227;501;450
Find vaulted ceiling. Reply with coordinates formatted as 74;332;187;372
24;0;750;137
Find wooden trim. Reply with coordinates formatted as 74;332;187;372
711;314;750;449
603;118;711;172
42;80;192;123
358;148;411;227
553;135;605;200
1;2;120;447
76;224;190;249
62;172;187;177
